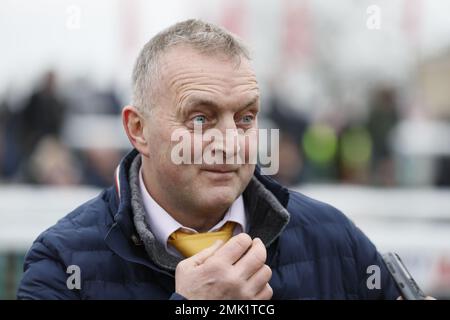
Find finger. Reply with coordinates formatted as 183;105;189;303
214;233;253;265
254;283;273;300
190;240;224;266
246;264;272;296
234;238;267;279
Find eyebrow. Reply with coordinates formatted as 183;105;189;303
180;95;259;115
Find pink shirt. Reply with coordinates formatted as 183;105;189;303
139;167;247;257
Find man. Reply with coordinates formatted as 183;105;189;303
18;19;400;300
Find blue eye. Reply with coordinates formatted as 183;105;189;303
241;115;254;124
192;115;207;125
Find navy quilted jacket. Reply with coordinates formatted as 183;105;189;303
17;149;400;300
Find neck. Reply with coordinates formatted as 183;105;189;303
171;209;227;232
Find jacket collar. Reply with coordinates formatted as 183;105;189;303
104;149;174;276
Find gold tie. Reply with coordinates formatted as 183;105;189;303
168;221;236;257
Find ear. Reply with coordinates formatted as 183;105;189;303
122;105;150;157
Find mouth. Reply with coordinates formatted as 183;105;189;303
200;165;240;173
200;165;239;181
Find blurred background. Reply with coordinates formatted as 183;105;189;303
0;0;449;299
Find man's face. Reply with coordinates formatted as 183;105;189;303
142;46;259;218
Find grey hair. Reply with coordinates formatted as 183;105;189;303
131;19;251;114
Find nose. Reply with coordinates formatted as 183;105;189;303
211;116;240;162
210;134;240;162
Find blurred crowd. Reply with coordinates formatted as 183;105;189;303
269;85;450;187
0;71;125;188
269;86;399;186
0;70;449;188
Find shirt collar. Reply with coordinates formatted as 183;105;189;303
138;166;247;253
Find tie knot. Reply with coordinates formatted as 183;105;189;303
168;221;236;257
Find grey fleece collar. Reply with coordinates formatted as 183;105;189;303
128;155;290;272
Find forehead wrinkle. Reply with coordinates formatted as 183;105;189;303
177;89;222;114
160;48;256;89
172;72;259;95
176;77;226;96
169;71;257;90
176;80;259;107
168;74;224;102
163;60;260;116
172;77;258;108
177;87;260;118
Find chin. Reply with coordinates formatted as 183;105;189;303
201;186;239;208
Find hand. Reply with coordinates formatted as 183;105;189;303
174;233;273;300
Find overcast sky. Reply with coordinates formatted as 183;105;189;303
1;0;450;99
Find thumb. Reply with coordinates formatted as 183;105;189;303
190;240;224;266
